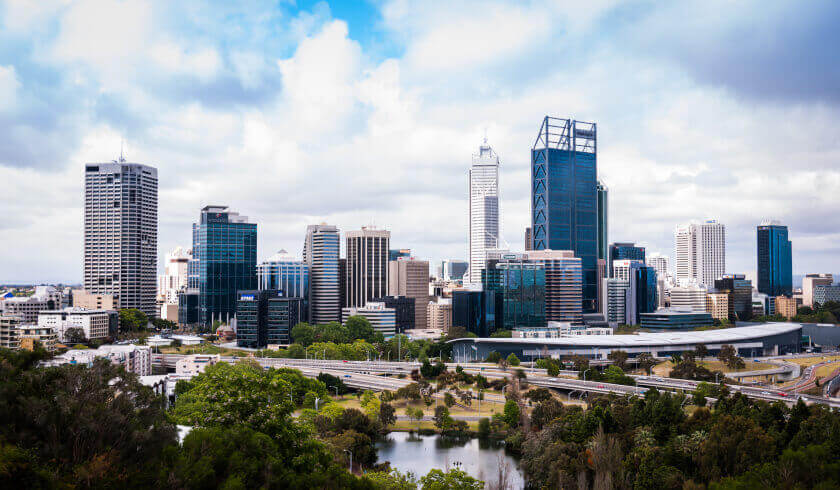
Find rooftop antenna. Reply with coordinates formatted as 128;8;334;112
483;127;488;145
119;139;126;163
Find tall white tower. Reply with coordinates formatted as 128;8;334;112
467;138;500;285
674;220;726;288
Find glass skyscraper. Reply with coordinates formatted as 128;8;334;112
531;116;598;312
303;224;341;323
257;250;309;321
597;181;608;262
482;258;546;330
608;242;646;277
757;221;792;297
189;205;257;327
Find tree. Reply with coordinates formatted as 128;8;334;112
503;399;520;427
694;344;709;359
607;350;629;371
119;308;148;332
419;468;484;490
444;392;456;408
506;353;521;366
407;407;424;428
717;344;745;370
63;327;86;344
345;315;375;342
485;351;502;363
317;372;349;395
636;353;657;375
433;405;452;430
291;323;316;347
151;317;176;330
379;402;396;427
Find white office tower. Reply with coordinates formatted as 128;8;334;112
646;253;671;285
346;226;390;308
84;160;158;317
674;220;725;288
601;278;628;325
158;246;191;304
669;285;708;312
303;224;341;323
612;259;643;282
467;137;501;285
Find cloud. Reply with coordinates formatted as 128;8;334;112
0;65;20;111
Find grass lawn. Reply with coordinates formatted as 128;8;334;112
652;359;777;377
788;355;840;368
159;344;251;357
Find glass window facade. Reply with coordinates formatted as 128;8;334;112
531;117;598;312
483;260;546;330
257;254;309;322
236;289;303;348
608;243;645;278
757;224;792;297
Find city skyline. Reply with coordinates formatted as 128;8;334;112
2;2;840;282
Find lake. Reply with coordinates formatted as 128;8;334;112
376;432;525;489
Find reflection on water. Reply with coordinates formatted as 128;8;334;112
376;432;525;489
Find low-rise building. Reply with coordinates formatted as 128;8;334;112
427;299;452;332
45;345;152;375
342;302;396;337
38;307;115;342
0;286;63;323
0;316;20;349
175;354;220;376
639;308;714;331
71;290;115;310
814;284;840;306
775;296;798;319
705;292;729;320
18;325;58;351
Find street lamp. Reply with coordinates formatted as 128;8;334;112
333;386;339;397
583;368;591;382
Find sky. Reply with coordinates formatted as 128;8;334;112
1;0;839;284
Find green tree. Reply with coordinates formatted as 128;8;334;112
444;392;456;408
291;322;316;347
119;308;148;331
379;402;396;428
433;405;452;430
607;350;628;370
503;399;520;427
485;351;502;363
345;315;376;342
63;327;86;344
506;353;521;366
636;352;657;375
419;468;483;490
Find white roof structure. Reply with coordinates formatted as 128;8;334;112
450;323;801;348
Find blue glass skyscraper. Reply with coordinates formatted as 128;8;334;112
257;249;309;322
608;242;646;277
757;222;792;297
531;116;598;312
189;205;257;327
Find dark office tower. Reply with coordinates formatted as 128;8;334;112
236;289;303;348
482;258;546;330
597;181;608;262
346;226;390;308
338;258;347;314
608;242;646;278
626;265;657;325
451;290;496;337
757;221;792;297
715;274;753;321
531;116;598;312
303;224;341;323
84;160;158;317
374;295;415;333
525;227;533;251
189;205;257;327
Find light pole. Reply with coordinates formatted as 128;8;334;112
315;397;321;411
333;386;339;397
583;368;591;382
343;449;353;473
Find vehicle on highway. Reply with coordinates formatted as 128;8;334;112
344;374;351;378
777;392;788;397
761;391;771;395
597;384;605;388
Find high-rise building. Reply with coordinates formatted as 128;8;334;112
669;285;707;312
374;296;415;333
597;181;608;263
775;296;797;319
441;260;469;281
342;302;396;337
674;220;726;288
612;259;643;282
525;250;583;324
189;205;257;327
483;258;546;330
646;253;670;283
714;274;752;321
427;299;452;331
625;264;658;325
84;160;158;316
608;242;645;278
303;224;341;324
601;278;628;325
236;290;303;348
0;316;20;349
524;227;533;251
389;249;411;262
451;290;496;337
803;274;834;307
468;138;501;285
705;292;729;320
530;116;598;312
346;226;390;308
757;221;793;297
388;257;429;330
158;246;191;305
257;250;309;320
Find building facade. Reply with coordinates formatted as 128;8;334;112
427;299;452;332
639;308;714;330
468;138;501;285
374;296;415;333
531;116;598;312
669;285;708;312
304;224;341;324
705;292;730;320
646;253;670;283
601;278;628;325
441;260;469;282
626;264;658;325
608;242;645;278
38;308;116;342
715;274;753;321
525;249;583;324
775;296;798;319
483;258;546;330
597;181;609;265
451;290;496;337
236;289;304;348
84;161;158;316
675;220;726;288
257;249;309;320
346;227;390;308
0;316;20;349
0;286;63;323
813;285;840;306
341;302;396;337
388;257;429;331
158;246;191;304
71;290;115;310
803;274;834;307
757;221;793;297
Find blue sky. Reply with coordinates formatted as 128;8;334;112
1;0;839;283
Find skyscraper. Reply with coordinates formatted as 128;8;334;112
674;220;726;288
757;221;792;297
597;181;608;263
346;226;390;308
608;242;645;278
303;224;341;323
441;259;469;281
468;138;500;285
388;257;429;330
158;246;191;305
526;250;583;324
646;253;670;282
482;258;546;330
530;116;598;312
84;160;158;316
257;250;309;321
189;205;257;327
714;274;752;321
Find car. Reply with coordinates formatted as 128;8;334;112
761;391;771;395
777;392;788;397
597;384;605;388
344;374;352;378
342;360;348;363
